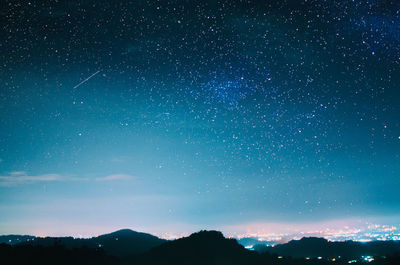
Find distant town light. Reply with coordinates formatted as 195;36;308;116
363;256;374;262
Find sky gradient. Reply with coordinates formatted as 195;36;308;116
0;0;399;237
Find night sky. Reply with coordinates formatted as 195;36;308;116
0;0;399;237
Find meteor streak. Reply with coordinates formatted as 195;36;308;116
73;70;101;89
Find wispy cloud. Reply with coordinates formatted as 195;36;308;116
0;171;68;186
0;172;135;186
96;174;134;181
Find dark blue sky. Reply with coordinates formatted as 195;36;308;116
0;0;399;237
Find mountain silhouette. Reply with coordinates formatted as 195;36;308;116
3;230;400;265
0;235;36;245
94;229;166;257
0;243;119;265
132;230;264;265
4;229;166;257
256;237;400;259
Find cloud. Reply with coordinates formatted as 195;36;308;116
0;172;68;186
0;172;135;186
96;174;134;181
10;171;27;176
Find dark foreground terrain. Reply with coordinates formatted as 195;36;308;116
1;230;400;265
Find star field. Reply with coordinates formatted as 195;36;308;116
0;0;399;236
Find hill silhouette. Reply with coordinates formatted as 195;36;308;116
94;229;166;257
255;237;400;259
2;230;400;265
132;230;265;265
0;235;36;245
4;229;166;257
0;243;119;265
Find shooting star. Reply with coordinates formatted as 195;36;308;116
73;70;101;89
